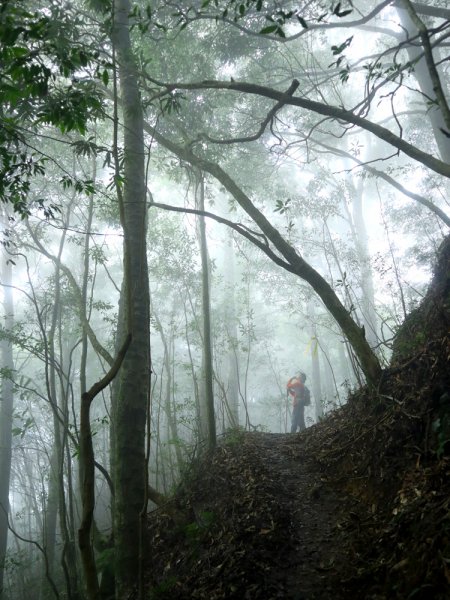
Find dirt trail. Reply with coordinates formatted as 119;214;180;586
147;429;363;599
249;433;346;599
146;415;450;599
229;432;356;600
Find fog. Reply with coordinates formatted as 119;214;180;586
0;0;448;598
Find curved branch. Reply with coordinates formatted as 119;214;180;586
198;79;299;145
164;78;450;179
142;121;382;385
148;200;295;272
189;0;392;44
311;139;450;227
402;2;450;20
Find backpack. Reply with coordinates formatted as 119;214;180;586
302;386;311;406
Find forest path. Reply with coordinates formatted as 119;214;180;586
233;431;354;600
148;428;364;599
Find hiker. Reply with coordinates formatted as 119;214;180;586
287;371;311;433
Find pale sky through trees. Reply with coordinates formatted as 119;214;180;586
0;1;448;598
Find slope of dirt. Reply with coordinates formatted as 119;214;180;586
145;237;450;599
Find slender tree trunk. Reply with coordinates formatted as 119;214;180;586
339;177;379;350
223;231;239;429
153;308;183;470
337;339;352;390
311;348;323;422
41;215;70;599
58;335;80;600
41;447;59;600
182;294;202;440
351;180;379;350
307;303;323;421
0;233;14;600
195;173;216;450
321;348;336;410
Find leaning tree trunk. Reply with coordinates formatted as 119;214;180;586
396;2;450;163
143;124;383;387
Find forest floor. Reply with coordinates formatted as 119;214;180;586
145;238;450;599
145;371;450;600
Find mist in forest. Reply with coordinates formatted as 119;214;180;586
0;0;448;598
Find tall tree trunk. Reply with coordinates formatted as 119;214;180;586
41;213;70;600
396;4;450;162
111;0;151;595
307;302;323;422
40;447;60;600
195;173;216;450
58;334;81;600
223;231;239;429
0;231;14;600
152;308;183;471
340;177;379;350
351;181;379;350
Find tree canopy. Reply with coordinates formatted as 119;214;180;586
0;1;449;599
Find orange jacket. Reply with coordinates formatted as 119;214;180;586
287;377;304;406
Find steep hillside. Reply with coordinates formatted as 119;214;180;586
145;237;450;599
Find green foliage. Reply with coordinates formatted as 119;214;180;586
195;0;353;38
0;365;15;380
96;546;115;572
149;576;178;599
70;137;108;158
223;425;246;445
160;91;186;115
175;0;352;37
129;3;168;34
0;0;105;213
60;175;96;196
183;510;216;545
11;409;35;439
328;35;353;76
331;35;353;57
274;197;292;214
331;2;353;18
363;60;410;84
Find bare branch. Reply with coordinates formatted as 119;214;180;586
162;78;450;178
197;79;299;145
148;200;295;272
186;0;392;44
24;225;115;366
311;139;450;227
